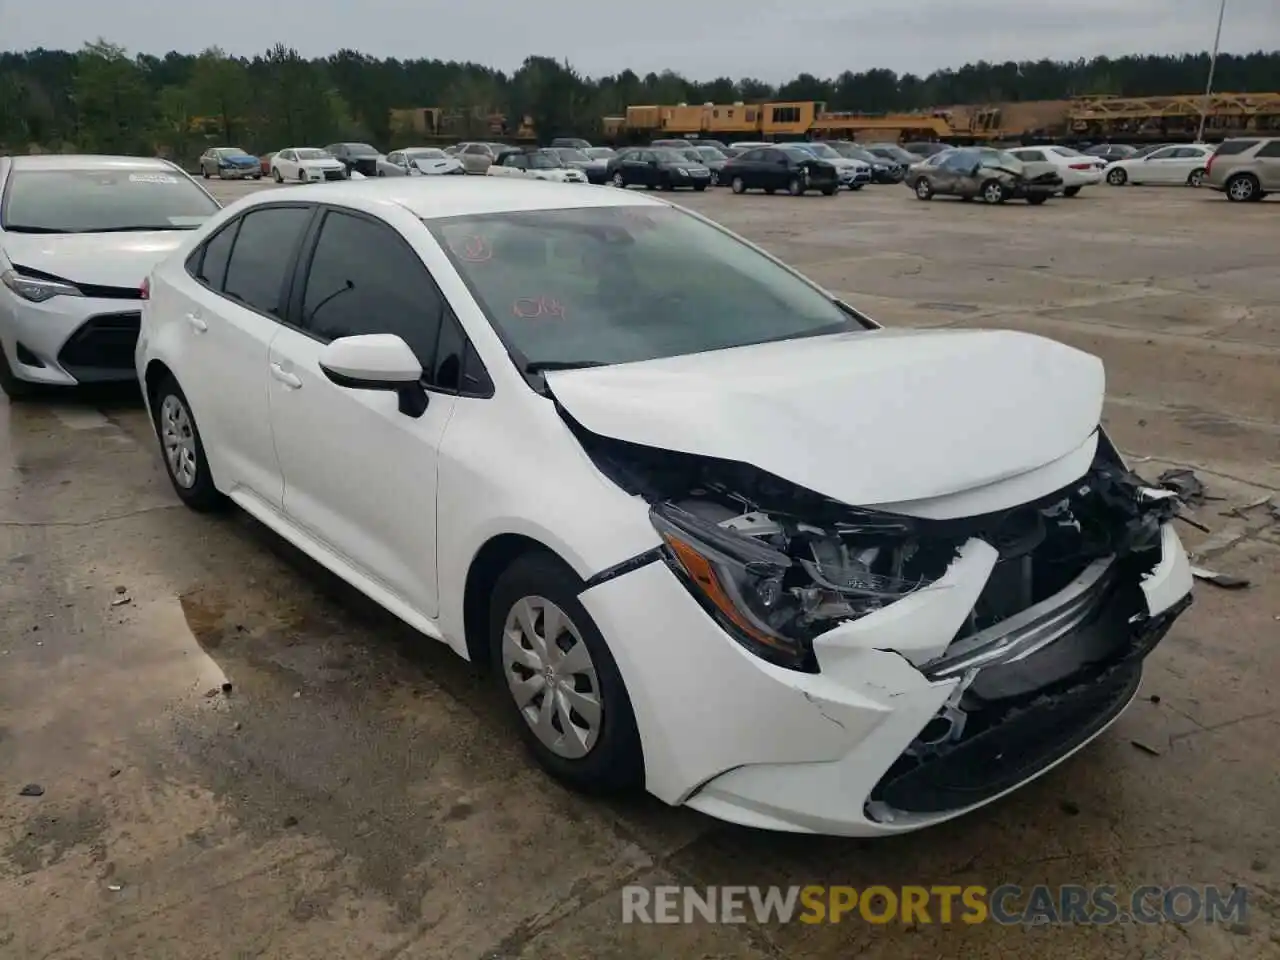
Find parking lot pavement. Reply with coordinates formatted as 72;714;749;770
3;179;1278;959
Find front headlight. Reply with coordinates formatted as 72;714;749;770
1;268;83;303
651;502;940;672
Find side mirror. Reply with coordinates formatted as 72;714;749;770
318;334;429;418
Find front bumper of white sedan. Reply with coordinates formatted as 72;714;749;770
0;282;142;386
300;165;348;183
579;522;1192;837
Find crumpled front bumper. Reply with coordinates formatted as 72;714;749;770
579;519;1192;837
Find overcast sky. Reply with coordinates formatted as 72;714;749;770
2;0;1276;82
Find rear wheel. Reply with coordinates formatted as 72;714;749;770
1062;185;1082;197
1027;194;1048;205
731;177;745;194
150;376;226;513
272;168;283;183
490;553;643;794
1107;167;1127;186
1226;173;1259;202
693;183;707;192
821;186;837;196
914;177;933;200
1187;168;1206;188
786;177;803;196
611;171;626;188
981;179;1007;204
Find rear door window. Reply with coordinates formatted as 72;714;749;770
1254;141;1280;158
222;206;312;318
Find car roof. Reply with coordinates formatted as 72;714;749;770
238;177;669;220
5;154;183;172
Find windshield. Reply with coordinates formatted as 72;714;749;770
585;147;615;159
297;149;330;160
800;143;841;159
979;149;1024;169
1050;146;1085;157
1;169;220;233
554;148;589;162
407;149;447;160
651;148;687;162
216;147;250;157
696;147;726;161
526;152;564;169
428;205;859;370
344;143;378;156
871;145;914;162
680;149;705;162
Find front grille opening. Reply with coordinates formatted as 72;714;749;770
57;312;141;377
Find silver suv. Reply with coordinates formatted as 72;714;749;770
1205;137;1280;202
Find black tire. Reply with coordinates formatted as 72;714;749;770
1063;186;1081;197
297;169;306;183
149;375;226;513
731;176;745;194
201;168;210;179
786;176;803;196
1225;173;1260;202
253;173;262;180
1027;194;1048;205
273;168;283;183
850;183;863;191
1107;167;1127;186
980;179;1007;204
489;552;643;794
821;186;837;196
764;187;776;195
377;169;384;177
0;343;38;401
693;183;706;192
1187;168;1206;188
914;177;933;200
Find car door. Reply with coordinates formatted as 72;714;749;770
936;150;971;193
266;207;464;618
175;204;314;509
1138;146;1180;183
275;150;297;178
1255;140;1280;190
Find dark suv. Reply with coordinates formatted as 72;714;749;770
324;142;381;177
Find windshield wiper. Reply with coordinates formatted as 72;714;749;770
85;225;187;233
2;225;65;234
524;360;611;373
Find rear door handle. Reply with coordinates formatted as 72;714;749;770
270;362;302;389
185;313;208;333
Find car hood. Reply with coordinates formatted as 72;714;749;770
545;328;1105;510
2;231;192;287
299;158;344;168
222;155;258;166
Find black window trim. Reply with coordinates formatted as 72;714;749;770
185;202;318;326
285;203;494;400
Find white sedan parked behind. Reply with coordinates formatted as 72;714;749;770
377;148;466;177
1006;146;1105;196
135;178;1194;837
270;148;348;184
1104;144;1215;187
0;154;221;399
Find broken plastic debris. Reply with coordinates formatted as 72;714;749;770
18;783;44;797
106;882;123;892
110;596;131;607
1190;566;1251;590
1155;468;1208;507
1130;740;1162;757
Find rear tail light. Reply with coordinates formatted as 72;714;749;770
1069;163;1092;170
139;277;150;300
1206;153;1216;176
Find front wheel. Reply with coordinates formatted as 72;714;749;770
1187;168;1206;188
731;176;745;194
850;183;863;191
201;168;210;179
273;168;283;183
786;176;803;196
490;553;643;794
821;186;837;196
1027;194;1048;205
150;376;226;513
1063;186;1081;197
1107;167;1127;186
914;177;933;200
610;171;625;188
693;183;707;192
253;173;262;180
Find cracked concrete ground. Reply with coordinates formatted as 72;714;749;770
2;179;1278;959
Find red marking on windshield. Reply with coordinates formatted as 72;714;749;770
513;296;567;320
454;235;492;262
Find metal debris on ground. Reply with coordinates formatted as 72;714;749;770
1130;740;1162;757
110;595;131;607
1190;566;1251;590
1155;468;1210;507
18;783;44;797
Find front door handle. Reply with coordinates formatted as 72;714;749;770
185;313;208;333
270;362;302;389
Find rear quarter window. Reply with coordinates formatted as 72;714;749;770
1214;140;1259;156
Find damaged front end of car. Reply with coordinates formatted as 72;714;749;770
572;417;1192;821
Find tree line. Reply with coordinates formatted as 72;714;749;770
2;41;1277;163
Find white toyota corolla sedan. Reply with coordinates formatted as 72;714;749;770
135;178;1194;836
0;155;221;398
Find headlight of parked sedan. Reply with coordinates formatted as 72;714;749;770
1;268;83;303
651;501;948;672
